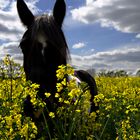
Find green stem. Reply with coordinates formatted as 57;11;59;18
42;111;52;140
100;116;110;139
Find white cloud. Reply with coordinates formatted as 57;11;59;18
0;0;139;74
0;3;23;41
136;34;140;39
71;44;140;72
71;0;140;33
0;0;40;42
72;42;86;49
0;0;10;10
0;41;23;64
0;0;41;63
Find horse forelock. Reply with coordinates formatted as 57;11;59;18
28;14;70;62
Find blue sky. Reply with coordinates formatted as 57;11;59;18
0;0;140;73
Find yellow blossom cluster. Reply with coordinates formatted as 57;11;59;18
1;56;140;139
0;79;39;139
53;64;98;139
0;56;43;139
94;77;140;139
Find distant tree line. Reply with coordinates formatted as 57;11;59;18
87;68;140;77
136;70;140;77
98;69;140;77
98;70;128;77
0;55;140;78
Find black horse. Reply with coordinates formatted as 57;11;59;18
17;0;98;123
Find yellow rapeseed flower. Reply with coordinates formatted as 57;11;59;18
75;109;81;113
61;78;67;86
45;92;51;98
64;100;70;105
56;83;63;92
49;112;55;118
55;93;60;98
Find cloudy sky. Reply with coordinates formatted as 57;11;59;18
0;0;140;73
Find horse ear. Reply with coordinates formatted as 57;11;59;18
53;0;66;27
17;0;34;28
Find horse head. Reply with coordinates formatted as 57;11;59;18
17;0;69;94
